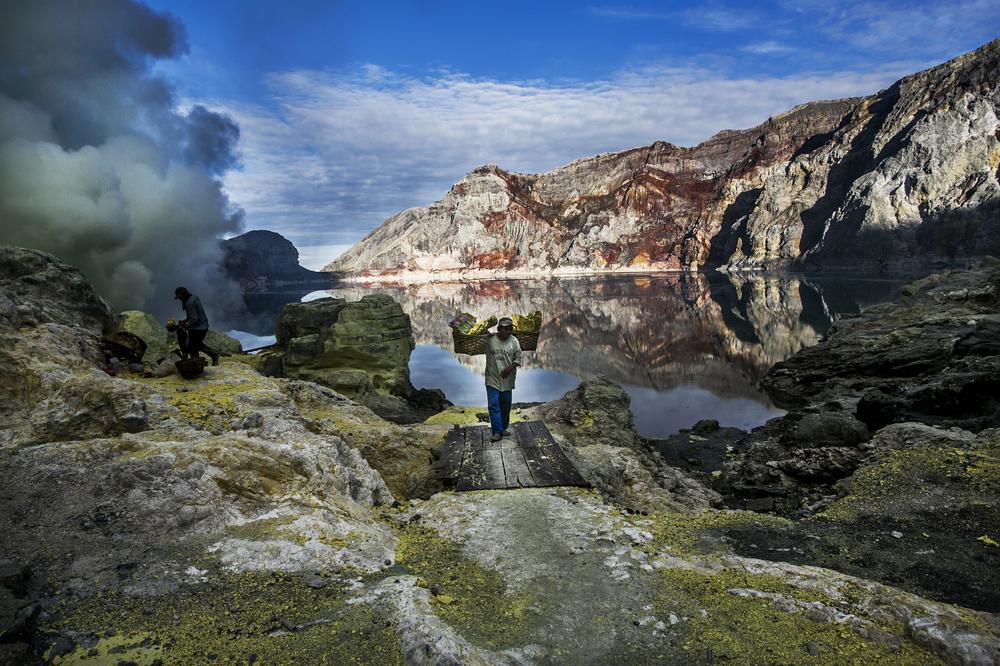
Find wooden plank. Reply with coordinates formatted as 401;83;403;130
532;421;589;486
513;422;563;487
455;436;483;491
500;442;535;488
480;447;508;489
510;421;536;446
451;421;589;491
456;446;507;490
469;426;488;451
499;429;523;452
456;426;508;490
527;421;589;487
433;428;466;482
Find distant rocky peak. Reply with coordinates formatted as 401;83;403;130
221;229;332;290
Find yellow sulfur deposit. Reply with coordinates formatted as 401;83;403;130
468;315;497;335
512;311;542;332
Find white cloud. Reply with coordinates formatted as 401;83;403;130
783;0;1000;57
742;41;798;55
679;5;760;32
297;243;355;271
216;60;918;258
589;3;760;31
588;5;672;20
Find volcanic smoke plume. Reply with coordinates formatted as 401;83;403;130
0;0;244;320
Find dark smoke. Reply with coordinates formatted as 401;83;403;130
0;0;245;322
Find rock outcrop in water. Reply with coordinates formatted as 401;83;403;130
2;245;998;664
763;259;1000;431
329;39;1000;278
721;259;1000;510
259;294;451;423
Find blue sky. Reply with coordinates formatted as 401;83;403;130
145;0;1000;268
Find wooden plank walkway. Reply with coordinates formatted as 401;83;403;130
433;420;590;491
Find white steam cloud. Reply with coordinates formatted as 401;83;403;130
0;0;244;321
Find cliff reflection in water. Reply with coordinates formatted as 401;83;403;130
301;272;905;437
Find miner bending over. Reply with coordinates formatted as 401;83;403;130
173;287;219;366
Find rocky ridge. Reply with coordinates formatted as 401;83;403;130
222;230;333;291
1;245;998;665
329;39;1000;278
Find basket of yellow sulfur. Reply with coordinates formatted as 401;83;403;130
449;311;542;355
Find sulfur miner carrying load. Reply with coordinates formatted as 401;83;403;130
450;310;542;442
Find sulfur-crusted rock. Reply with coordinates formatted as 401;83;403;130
716;424;1000;614
204;328;242;356
0;247;140;446
289;379;451;500
117;310;171;361
2;246;998;665
391;487;1000;665
0;245;116;335
0;245;395;603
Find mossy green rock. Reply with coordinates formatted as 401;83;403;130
205;328;242;355
278;295;414;392
118;310;171;361
274;295;439;422
117;310;242;361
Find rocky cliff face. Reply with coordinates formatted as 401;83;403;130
222;230;332;290
329;39;1000;278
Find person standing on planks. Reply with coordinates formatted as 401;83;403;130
485;317;522;442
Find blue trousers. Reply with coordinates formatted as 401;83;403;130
486;385;512;435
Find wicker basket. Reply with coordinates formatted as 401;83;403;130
104;331;148;363
513;329;540;351
452;328;540;355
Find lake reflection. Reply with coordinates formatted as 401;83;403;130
230;272;908;438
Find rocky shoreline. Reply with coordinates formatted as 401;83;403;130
1;245;998;665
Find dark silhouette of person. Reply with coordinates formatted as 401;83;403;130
174;287;219;365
